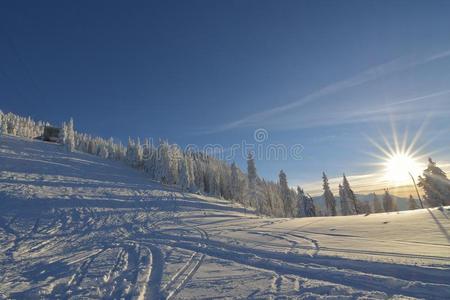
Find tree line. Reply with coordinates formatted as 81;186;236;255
1;110;449;217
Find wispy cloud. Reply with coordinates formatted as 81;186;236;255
225;89;450;132
205;50;450;134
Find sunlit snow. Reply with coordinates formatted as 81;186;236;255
1;135;449;299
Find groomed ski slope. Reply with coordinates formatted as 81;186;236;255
0;135;449;299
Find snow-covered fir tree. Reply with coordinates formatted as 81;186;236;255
322;172;337;216
144;140;158;177
266;181;284;217
278;170;292;217
168;144;182;185
341;174;358;215
260;180;273;215
206;162;220;196
99;144;109;158
0;111;6;135
178;155;190;191
0;111;44;138
65;118;75;152
339;184;348;215
155;140;171;184
304;192;316;217
418;158;450;207
247;153;259;214
230;162;240;201
192;153;206;192
126;137;136;166
185;153;196;191
296;187;306;217
0;111;3;131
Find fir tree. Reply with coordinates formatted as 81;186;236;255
126;137;136;166
322;172;337;216
342;174;358;214
279;170;292;217
247;152;258;214
59;121;66;144
178;156;190;191
99;144;109;158
135;137;143;169
339;184;349;215
230;162;240;202
296;186;306;217
0;112;7;135
418;158;450;207
0;111;3;135
65;118;75;152
186;154;196;191
155;140;170;184
304;193;316;217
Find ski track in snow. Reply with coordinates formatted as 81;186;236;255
1;135;450;299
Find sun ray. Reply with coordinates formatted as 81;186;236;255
381;133;396;157
406;117;428;156
366;135;393;158
367;121;433;189
390;119;401;154
401;128;409;154
409;128;448;157
363;150;391;162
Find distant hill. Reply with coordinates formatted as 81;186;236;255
313;193;410;214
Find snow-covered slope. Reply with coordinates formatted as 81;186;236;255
1;135;449;299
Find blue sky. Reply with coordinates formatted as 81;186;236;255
1;1;450;195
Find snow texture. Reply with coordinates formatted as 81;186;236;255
1;135;449;299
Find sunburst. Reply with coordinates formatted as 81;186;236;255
366;122;432;187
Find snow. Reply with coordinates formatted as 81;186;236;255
1;135;449;299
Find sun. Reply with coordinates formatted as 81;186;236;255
366;122;430;187
384;152;422;184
